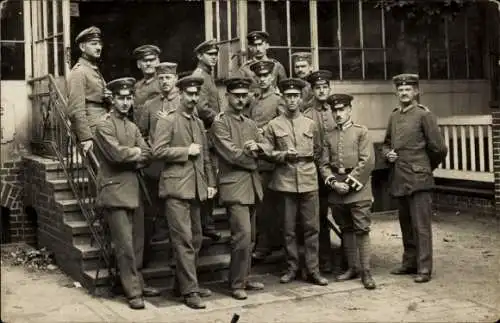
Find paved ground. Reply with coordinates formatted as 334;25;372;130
1;211;499;323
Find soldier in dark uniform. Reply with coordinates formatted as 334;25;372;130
263;78;328;286
132;45;161;122
320;94;376;289
303;70;336;273
137;62;180;262
382;74;447;283
152;76;216;309
211;77;270;300
291;52;314;109
192;39;222;242
245;61;285;262
67;26;109;155
94;77;160;310
239;31;287;94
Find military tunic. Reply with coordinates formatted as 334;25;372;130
138;88;180;142
211;111;271;290
152;107;216;296
263;113;321;274
66;57;107;142
382;103;447;275
192;63;222;128
239;58;287;90
133;77;162;122
94;111;151;299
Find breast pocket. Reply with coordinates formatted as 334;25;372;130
275;131;290;150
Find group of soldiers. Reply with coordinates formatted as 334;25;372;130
67;26;448;310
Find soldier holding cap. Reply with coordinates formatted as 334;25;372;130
94;77;160;310
211;77;271;300
291;52;314;108
303;70;336;273
137;62;180;258
239;31;287;91
152;75;216;309
246;60;286;262
320;93;376;289
132;45;162;121
382;73;447;283
262;78;328;286
67;26;108;154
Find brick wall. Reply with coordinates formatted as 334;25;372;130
0;159;36;244
493;110;500;215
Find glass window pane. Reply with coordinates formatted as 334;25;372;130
1;42;25;80
428;21;445;49
341;49;362;80
364;50;384;80
1;0;23;41
47;1;53;37
57;35;65;76
247;0;263;32
429;50;447;79
57;0;63;34
290;1;310;47
362;3;382;48
48;40;55;74
265;1;287;45
219;1;228;40
230;0;237;38
418;47;429;80
319;49;340;80
467;6;484;79
386;48;403;78
340;0;360;48
384;12;401;49
269;48;290;76
450;50;467;79
317;0;338;48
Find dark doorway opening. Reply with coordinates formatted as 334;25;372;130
70;1;205;81
1;206;11;244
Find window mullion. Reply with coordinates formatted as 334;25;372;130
337;0;342;80
358;0;365;80
53;0;59;77
260;0;266;31
381;5;387;80
464;12;470;79
42;0;49;75
24;0;33;79
215;0;221;41
204;0;214;40
62;0;71;76
445;19;450;79
286;0;292;74
310;0;319;70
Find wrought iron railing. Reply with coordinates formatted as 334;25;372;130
28;74;115;292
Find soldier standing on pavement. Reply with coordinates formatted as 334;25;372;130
137;62;180;264
303;70;336;274
152;76;217;309
132;45;162;122
382;74;447;283
239;31;287;93
94;77;160;310
211;77;270;300
263;78;328;286
66;26;109;155
320;94;376;289
192;39;223;242
245;61;285;262
291;52;314;109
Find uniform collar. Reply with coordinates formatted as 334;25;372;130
197;62;212;74
259;86;277;99
111;110;128;120
226;109;244;121
163;87;179;101
142;76;156;85
78;57;99;70
336;119;353;131
399;102;417;113
313;99;329;111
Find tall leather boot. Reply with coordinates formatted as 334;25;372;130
357;233;376;289
336;232;359;281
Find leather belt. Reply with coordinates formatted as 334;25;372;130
291;156;314;163
331;167;353;175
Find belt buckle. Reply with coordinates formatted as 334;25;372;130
338;167;346;175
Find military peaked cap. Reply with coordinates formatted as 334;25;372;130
176;76;204;90
133;45;161;60
224;77;252;93
278;78;307;94
194;39;219;54
249;60;275;75
327;94;354;109
392;73;419;86
75;26;101;44
107;77;136;95
307;70;332;86
291;52;312;63
156;62;177;75
247;30;269;44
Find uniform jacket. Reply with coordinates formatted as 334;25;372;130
138;88;181;179
133;77;162;122
192;63;222;128
300;81;314;111
263;113;321;193
319;120;375;204
94;111;151;209
303;99;336;145
382;104;448;197
66;57;107;142
239;57;287;90
211;110;272;205
152;107;216;201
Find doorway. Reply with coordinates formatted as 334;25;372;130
70;1;205;81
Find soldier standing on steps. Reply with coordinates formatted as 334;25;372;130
303;70;336;274
94;77;161;310
67;26;110;155
383;74;447;283
320;94;376;290
152;76;217;310
211;77;270;300
291;52;314;109
262;78;328;287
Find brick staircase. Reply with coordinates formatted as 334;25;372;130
23;155;258;291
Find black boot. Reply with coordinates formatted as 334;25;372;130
361;270;376;289
336;232;358;281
